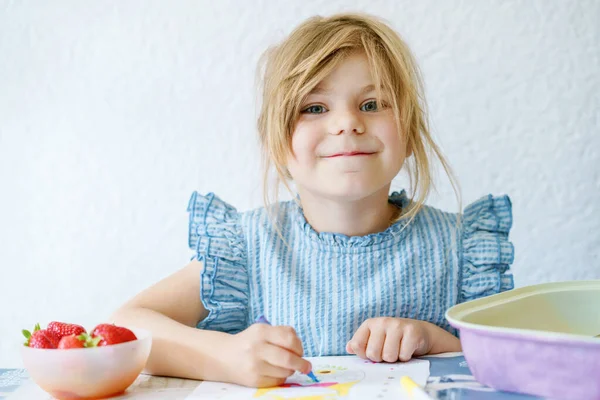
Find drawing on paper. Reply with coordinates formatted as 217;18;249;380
186;356;430;400
253;364;365;399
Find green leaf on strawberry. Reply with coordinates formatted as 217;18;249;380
22;323;41;346
77;333;102;348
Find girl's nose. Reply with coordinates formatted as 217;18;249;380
329;109;365;135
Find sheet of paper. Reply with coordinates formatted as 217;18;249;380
186;355;430;400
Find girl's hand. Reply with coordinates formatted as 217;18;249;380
346;317;432;362
222;323;312;388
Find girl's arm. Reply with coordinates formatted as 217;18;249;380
110;261;311;386
109;261;231;381
424;321;462;354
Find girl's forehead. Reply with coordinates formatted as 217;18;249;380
308;53;377;95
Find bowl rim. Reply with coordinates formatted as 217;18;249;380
445;280;600;345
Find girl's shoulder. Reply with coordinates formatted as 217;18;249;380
459;194;515;300
391;191;513;251
422;193;511;234
405;192;514;302
186;191;297;246
401;192;512;233
186;191;248;263
431;193;514;301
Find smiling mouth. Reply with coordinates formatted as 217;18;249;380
324;151;376;158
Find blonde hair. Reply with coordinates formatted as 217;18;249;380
257;12;460;225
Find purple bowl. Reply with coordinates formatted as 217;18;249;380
446;280;600;399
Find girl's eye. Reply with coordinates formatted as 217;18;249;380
360;100;380;112
301;104;328;114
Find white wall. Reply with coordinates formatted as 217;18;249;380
1;0;598;367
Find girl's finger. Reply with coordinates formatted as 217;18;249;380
261;342;312;374
266;325;304;357
398;326;422;362
381;327;403;362
257;359;296;379
365;328;386;362
347;322;371;359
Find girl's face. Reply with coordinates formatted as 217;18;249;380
287;51;408;202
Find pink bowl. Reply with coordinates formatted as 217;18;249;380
21;328;152;399
446;281;600;399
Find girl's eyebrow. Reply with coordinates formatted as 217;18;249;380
308;85;330;95
308;83;376;96
360;84;376;94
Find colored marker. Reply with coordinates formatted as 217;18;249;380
255;315;319;383
400;376;433;400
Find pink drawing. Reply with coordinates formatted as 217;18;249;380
280;382;339;389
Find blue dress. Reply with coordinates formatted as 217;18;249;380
187;191;514;356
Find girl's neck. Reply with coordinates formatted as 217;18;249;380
297;187;400;237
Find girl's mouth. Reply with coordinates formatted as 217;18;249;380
325;151;376;158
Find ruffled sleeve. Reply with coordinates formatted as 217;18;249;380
460;194;515;303
187;191;248;333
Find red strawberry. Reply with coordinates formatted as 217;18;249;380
58;333;101;349
28;332;55;349
91;324;137;346
48;321;86;339
58;334;85;349
22;324;61;349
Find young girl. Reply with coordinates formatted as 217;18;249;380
111;13;514;388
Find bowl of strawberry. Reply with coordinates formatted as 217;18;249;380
21;321;152;400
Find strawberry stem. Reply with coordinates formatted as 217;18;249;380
77;333;102;348
22;323;42;346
